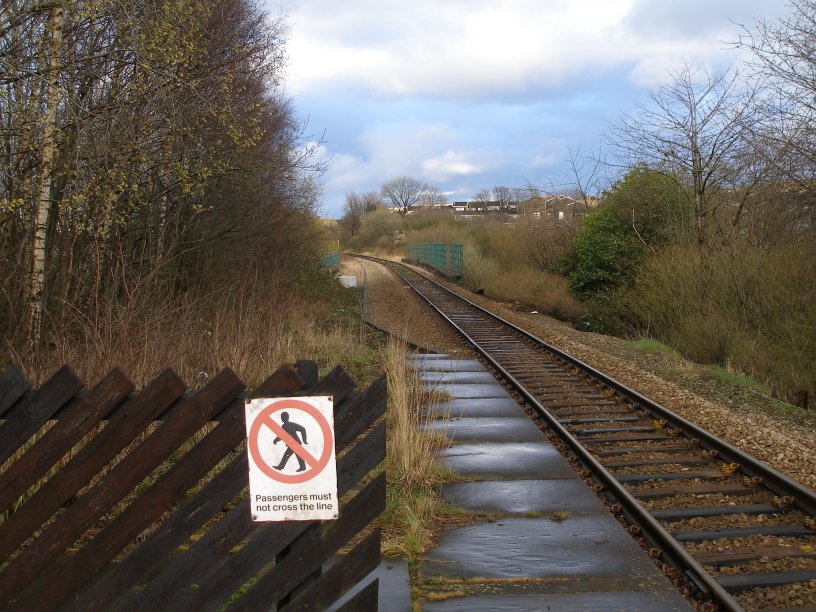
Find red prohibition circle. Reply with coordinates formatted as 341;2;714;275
248;398;334;484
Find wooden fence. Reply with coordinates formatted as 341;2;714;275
0;361;387;611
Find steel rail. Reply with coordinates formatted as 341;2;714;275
350;253;816;611
362;255;816;514
370;257;742;610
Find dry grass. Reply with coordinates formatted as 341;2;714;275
3;270;374;389
477;264;582;320
380;337;452;559
401;218;581;321
622;241;816;403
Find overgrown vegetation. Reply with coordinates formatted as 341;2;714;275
557;165;688;302
380;338;452;561
621;242;816;400
0;0;333;382
0;2;461;591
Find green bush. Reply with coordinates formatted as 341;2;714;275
561;165;689;301
564;204;642;300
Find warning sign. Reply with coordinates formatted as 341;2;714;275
244;396;338;521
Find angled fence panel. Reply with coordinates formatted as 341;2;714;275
0;361;386;611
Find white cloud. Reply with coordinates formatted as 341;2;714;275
422;151;483;182
285;0;637;97
272;0;793;217
281;0;775;98
531;153;560;168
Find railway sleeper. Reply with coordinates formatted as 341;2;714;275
673;524;816;542
553;409;631;420
615;470;728;483
554;409;633;419
479;341;527;348
651;503;782;521
524;387;602;397
695;544;816;567
582;432;674;444
518;386;605;394
715;569;816;593
594;444;693;457
560;416;642;425
575;426;664;436
512;370;587;379
631;482;760;500
532;395;612;405
517;376;586;384
603;454;711;468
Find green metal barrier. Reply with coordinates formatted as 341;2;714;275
319;252;340;269
404;243;463;278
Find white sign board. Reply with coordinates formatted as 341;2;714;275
244;396;338;521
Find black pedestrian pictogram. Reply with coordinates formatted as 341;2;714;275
248;398;334;484
272;412;308;472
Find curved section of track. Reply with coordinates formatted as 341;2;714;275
352;254;816;611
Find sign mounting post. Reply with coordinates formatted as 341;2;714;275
244;396;338;521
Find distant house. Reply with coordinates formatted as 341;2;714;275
409;198;523;220
522;195;589;222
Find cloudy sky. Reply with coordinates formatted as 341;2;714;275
268;0;790;218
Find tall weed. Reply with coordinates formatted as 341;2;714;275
381;337;449;557
478;265;582;320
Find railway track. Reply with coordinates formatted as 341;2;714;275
351;254;816;612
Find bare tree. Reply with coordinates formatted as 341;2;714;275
359;191;385;212
380;175;424;215
418;184;447;207
340;192;366;237
493;185;516;210
568;146;608;208
339;190;382;238
26;3;64;347
739;0;816;225
606;62;761;244
471;188;492;210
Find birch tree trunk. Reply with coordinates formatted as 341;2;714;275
27;3;64;348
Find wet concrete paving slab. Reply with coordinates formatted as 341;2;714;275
426;397;525;418
433;382;514;399
441;479;604;514
413;354;692;611
418;370;499;384
422;416;545;443
421;516;682;589
439;442;577;480
411;358;485;372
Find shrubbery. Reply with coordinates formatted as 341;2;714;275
558;166;688;302
622;242;816;400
